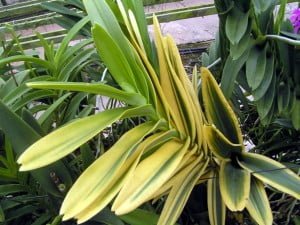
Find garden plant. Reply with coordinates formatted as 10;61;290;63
0;0;300;225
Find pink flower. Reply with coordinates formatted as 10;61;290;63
290;8;300;33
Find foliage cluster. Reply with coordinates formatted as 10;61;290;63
0;0;299;225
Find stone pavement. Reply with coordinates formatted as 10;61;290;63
146;0;219;45
16;0;219;47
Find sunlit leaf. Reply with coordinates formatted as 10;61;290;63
238;152;300;199
246;178;273;225
18;105;156;170
219;161;250;211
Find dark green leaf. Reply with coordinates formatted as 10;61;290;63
225;7;249;45
0;100;73;197
246;45;268;90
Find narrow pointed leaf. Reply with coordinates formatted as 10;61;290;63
27;81;146;106
114;137;190;215
0;100;72;196
92;24;137;93
75;129;177;223
0;55;55;71
207;170;226;225
60;121;164;221
55;16;89;64
158;158;208;225
18;105;155;170
238;152;300;199
37;93;71;125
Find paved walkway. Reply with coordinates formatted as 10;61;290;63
147;0;218;45
15;0;219;47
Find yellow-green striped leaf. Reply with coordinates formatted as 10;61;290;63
246;178;273;225
207;170;226;225
18;105;155;171
61;120;164;221
158;158;208;225
238;152;300;199
74;130;178;223
203;125;243;160
201;67;243;146
113;137;190;215
219;161;250;211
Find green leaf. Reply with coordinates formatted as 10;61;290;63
80;143;95;170
246;45;268;90
225;7;249;45
83;0;128;51
120;208;160;225
0;204;4;222
58;48;95;81
238;152;300;199
252;0;273;14
27;81;147;106
229;23;252;60
0;184;25;196
219;161;250;211
246;178;273;225
274;0;287;34
3;76;52;107
11;90;56;112
252;55;274;101
291;99;300;130
0;56;55;72
203;125;243;160
207;170;226;225
201;68;243;145
18;105;156;171
54;16;90;64
61;92;87;124
255;75;276;119
37;93;72;125
22;108;45;136
0;100;73;197
221;48;250;98
58;39;93;70
92;207;125;225
0;70;30;98
31;214;52;225
41;1;80;18
277;83;291;115
92;24;137;93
